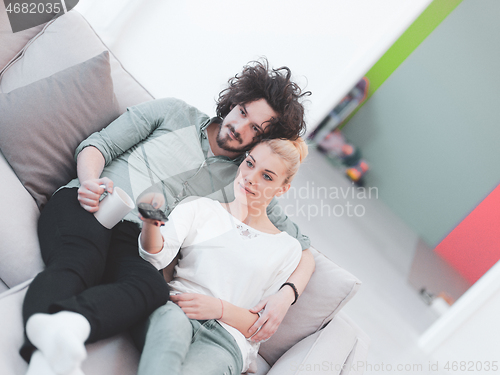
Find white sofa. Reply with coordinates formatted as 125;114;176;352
0;7;370;375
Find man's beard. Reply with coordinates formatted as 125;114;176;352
216;123;253;153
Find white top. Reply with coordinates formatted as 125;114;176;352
138;196;302;371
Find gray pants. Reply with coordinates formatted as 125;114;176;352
136;301;243;375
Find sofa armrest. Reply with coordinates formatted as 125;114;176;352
337;312;371;375
265;311;370;375
0;152;43;288
0;280;32;375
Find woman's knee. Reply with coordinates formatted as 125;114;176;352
149;302;191;336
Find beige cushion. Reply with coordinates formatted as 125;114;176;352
259;248;361;366
0;10;154;112
0;1;46;73
0;280;140;375
0;51;120;209
0;152;43;288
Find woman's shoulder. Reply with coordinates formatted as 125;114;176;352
260;224;301;250
279;235;303;266
280;233;303;252
262;232;302;268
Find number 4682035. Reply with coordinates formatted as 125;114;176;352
6;2;62;14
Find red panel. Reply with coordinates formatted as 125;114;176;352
435;183;500;284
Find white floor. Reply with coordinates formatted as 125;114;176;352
278;147;448;374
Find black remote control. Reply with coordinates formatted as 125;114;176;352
137;203;168;222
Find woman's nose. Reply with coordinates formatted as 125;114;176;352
244;172;255;185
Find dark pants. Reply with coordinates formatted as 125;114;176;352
20;188;169;362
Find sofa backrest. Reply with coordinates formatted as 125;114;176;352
0;11;154;111
0;1;47;75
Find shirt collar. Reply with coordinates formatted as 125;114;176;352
201;117;221;132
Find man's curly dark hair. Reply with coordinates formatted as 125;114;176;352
216;59;311;142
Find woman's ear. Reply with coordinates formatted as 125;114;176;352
275;183;291;197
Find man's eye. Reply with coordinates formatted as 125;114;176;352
253;126;260;133
240;109;246;116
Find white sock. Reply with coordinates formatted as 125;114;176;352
67;367;86;375
25;352;87;375
26;312;90;375
26;351;57;375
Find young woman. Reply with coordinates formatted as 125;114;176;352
136;138;308;374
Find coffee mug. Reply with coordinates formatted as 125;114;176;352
94;187;135;229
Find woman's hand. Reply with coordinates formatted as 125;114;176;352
170;293;223;320
138;192;167;253
137;192;166;227
247;286;295;342
77;177;113;213
138;192;165;209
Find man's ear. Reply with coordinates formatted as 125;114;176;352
276;183;291;197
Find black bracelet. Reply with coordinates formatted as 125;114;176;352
280;282;299;305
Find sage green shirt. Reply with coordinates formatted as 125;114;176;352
64;98;310;250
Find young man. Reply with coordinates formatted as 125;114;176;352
22;60;315;375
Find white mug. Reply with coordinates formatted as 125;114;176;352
94;187;135;229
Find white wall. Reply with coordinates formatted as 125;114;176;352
75;0;431;130
434;291;500;365
418;260;500;373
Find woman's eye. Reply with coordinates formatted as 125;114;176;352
263;174;272;181
240;109;246;116
246;160;253;167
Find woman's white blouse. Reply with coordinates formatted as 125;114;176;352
138;196;302;371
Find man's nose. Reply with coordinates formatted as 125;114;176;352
234;119;251;134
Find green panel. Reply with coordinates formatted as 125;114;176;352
367;0;463;91
340;0;463;129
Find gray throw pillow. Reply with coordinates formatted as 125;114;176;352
0;51;120;209
258;247;361;365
